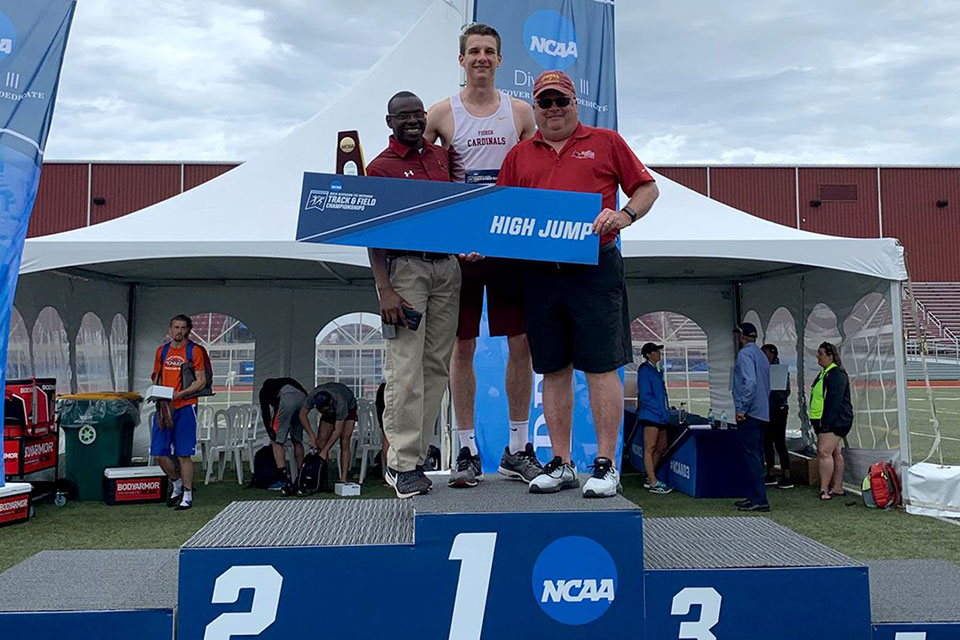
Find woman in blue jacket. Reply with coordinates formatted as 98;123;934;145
637;342;672;494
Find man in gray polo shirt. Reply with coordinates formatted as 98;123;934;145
300;382;359;483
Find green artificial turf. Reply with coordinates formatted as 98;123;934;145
2;471;958;573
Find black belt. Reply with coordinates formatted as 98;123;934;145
387;250;450;261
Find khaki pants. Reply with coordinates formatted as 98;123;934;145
382;255;460;471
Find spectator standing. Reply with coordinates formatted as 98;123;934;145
637;343;672;494
761;345;793;489
151;314;208;511
810;341;853;501
732;322;771;512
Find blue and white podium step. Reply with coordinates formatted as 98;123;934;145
869;559;960;639
0;549;176;639
178;475;644;639
643;516;873;639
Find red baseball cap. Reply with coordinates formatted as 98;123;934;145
532;70;576;99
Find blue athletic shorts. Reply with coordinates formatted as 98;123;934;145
151;405;198;457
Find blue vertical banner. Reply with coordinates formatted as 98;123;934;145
0;0;76;487
474;0;617;129
469;0;620;472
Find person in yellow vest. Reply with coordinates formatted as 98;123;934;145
809;341;853;501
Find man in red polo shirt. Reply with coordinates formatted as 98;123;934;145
367;91;461;499
498;71;660;498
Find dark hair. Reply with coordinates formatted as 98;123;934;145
818;341;843;368
387;90;419;114
761;344;778;357
170;314;192;330
460;23;501;55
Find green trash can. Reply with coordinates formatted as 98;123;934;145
57;392;143;501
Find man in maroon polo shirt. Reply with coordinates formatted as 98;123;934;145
497;71;660;498
366;91;461;499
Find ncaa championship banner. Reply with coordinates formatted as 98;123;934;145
296;172;601;264
0;0;76;487
475;0;617;129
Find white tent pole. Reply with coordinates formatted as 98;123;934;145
889;279;911;480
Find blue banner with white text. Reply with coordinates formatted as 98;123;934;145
296;172;601;264
0;0;76;487
475;0;617;129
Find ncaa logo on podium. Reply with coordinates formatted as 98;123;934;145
532;536;617;625
523;9;579;71
0;11;16;58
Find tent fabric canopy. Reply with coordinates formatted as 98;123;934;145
12;0;911;474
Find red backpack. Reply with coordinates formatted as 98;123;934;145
861;461;901;509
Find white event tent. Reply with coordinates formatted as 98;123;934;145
14;0;911;477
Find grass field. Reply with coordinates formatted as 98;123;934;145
2;385;959;574
2;466;959;574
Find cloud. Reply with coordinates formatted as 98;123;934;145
43;0;960;164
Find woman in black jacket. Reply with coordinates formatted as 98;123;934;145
809;342;854;500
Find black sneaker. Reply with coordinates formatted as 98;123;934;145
499;443;544;483
448;447;483;488
737;502;771;512
386;467;429;499
764;474;777;486
174;500;193;511
415;465;433;491
166;491;183;508
777;476;795;489
734;498;752;508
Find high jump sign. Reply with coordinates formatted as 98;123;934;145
295;172;601;265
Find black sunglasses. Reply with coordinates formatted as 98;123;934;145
535;96;571;109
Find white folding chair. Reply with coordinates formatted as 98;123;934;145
222;406;246;484
195;405;215;465
243;405;258;473
204;409;229;485
355;399;383;484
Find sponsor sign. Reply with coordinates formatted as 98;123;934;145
21;434;56;474
296;172;601;264
531;536;618;625
0;492;29;525
114;478;163;502
474;0;617;129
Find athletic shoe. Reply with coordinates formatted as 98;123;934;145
166;491;183;508
734;498;752;508
764;474;778;486
174;500;192;511
385;466;430;499
498;443;544;483
582;457;622;498
448;447;483;488
416;464;433;489
737;502;770;512
777;477;795;489
529;457;579;494
643;480;652;489
267;480;286;491
649;481;673;494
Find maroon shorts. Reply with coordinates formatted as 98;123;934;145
456;257;526;339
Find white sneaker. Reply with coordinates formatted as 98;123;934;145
582;457;621;498
529;457;579;494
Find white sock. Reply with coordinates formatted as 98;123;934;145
509;420;529;454
171;478;183;496
180;489;193;505
459;429;478;455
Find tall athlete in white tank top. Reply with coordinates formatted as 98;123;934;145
425;25;538;490
448;90;519;184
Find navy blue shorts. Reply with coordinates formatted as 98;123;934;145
151;405;197;457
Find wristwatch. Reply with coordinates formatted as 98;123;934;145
621;204;639;223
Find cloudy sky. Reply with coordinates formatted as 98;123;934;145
43;0;960;165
